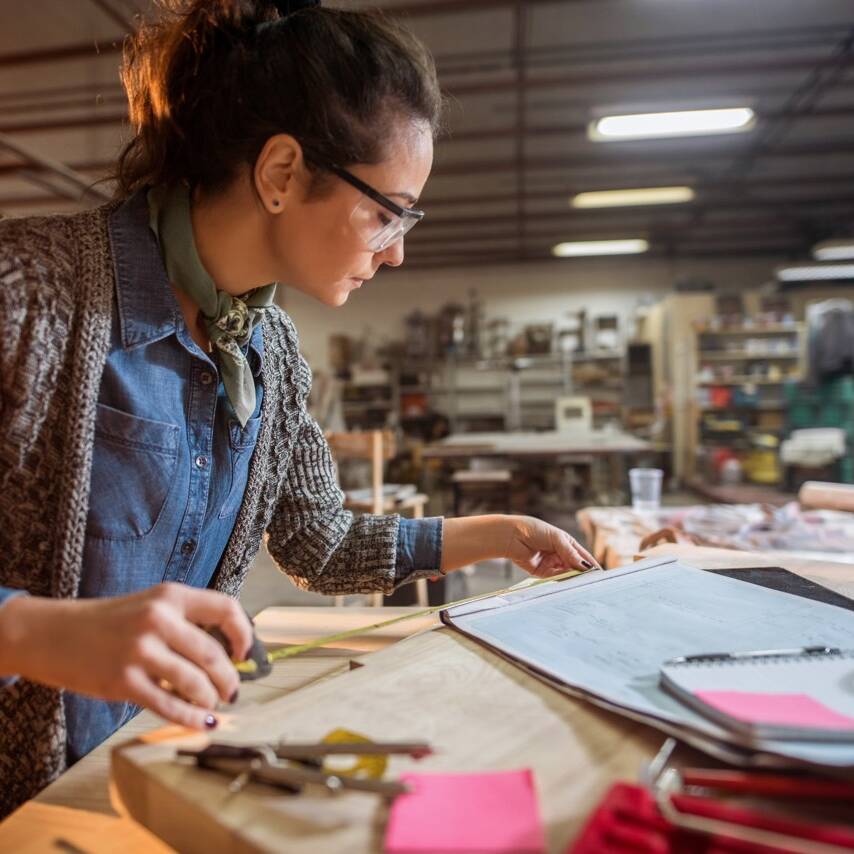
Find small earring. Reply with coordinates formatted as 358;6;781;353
272;199;280;208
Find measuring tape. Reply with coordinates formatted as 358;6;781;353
236;567;584;676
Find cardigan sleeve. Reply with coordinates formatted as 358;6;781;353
264;411;405;595
260;310;443;595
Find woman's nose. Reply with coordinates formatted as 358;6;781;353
379;236;405;267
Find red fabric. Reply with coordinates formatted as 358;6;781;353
567;782;854;853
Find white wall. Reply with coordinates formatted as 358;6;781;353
278;255;786;372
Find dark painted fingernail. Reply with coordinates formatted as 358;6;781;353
581;560;593;569
229;689;239;705
204;714;218;729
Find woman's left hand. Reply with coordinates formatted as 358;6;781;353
504;515;600;578
440;514;600;577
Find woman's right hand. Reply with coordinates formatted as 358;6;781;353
0;583;253;730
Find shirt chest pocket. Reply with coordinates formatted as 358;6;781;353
218;415;263;518
87;403;180;540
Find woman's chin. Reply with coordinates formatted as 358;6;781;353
329;279;363;306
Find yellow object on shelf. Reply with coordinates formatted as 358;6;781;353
743;433;781;484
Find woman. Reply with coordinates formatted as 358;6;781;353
0;0;597;814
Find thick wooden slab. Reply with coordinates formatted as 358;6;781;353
112;626;663;854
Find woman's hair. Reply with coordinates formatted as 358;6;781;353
114;0;442;197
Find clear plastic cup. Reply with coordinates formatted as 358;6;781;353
629;468;663;512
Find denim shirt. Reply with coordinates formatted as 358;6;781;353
0;192;441;762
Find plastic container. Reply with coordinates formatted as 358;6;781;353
629;468;663;512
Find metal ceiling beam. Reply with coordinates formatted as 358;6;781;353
88;0;135;32
410;219;812;247
0;83;124;105
0;93;127;117
407;225;851;255
429;139;854;177
0;41;123;69
444;54;854;96
718;29;854;184
403;238;801;265
0;113;129;136
418;194;854;231
0;75;846;115
432;24;849;71
0;158;110;178
400;246;796;270
441;105;854;145
423;173;854;209
0;134;111;202
5;101;851;141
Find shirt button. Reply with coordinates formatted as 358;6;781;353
200;371;214;385
181;539;196;556
195;455;209;469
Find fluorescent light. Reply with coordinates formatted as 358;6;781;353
589;107;755;141
571;186;695;208
776;263;854;282
812;239;854;261
552;239;649;257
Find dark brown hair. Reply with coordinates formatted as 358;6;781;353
114;0;442;197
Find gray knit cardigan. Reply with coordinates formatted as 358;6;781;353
0;202;400;816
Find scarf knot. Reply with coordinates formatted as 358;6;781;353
147;184;277;426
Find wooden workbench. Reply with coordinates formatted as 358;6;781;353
4;551;854;853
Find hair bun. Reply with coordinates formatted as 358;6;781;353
273;0;321;16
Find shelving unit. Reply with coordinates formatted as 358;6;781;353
690;321;807;485
396;351;625;434
340;370;399;430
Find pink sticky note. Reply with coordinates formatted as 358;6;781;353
696;691;854;730
384;769;546;854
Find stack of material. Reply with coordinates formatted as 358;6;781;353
780;428;847;468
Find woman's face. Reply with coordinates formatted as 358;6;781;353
264;121;434;306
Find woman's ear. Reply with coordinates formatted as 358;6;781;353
254;134;306;214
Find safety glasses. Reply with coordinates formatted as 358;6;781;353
327;165;424;252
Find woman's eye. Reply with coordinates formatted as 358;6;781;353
377;211;393;228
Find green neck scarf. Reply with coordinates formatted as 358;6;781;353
147;184;277;426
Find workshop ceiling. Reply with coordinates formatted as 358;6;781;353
1;0;853;269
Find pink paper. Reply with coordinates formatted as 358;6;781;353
696;690;854;730
384;770;546;854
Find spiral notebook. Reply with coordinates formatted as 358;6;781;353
660;648;854;743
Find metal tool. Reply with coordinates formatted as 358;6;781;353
177;736;432;799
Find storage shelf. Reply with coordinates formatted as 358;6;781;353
697;377;801;386
696;324;804;335
698;351;800;360
699;404;785;411
342;401;393;410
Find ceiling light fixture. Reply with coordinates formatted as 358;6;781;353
812;239;854;262
571;186;695;208
552;239;649;257
776;263;854;282
589;107;755;141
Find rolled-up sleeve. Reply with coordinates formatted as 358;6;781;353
0;587;27;685
395;517;443;584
